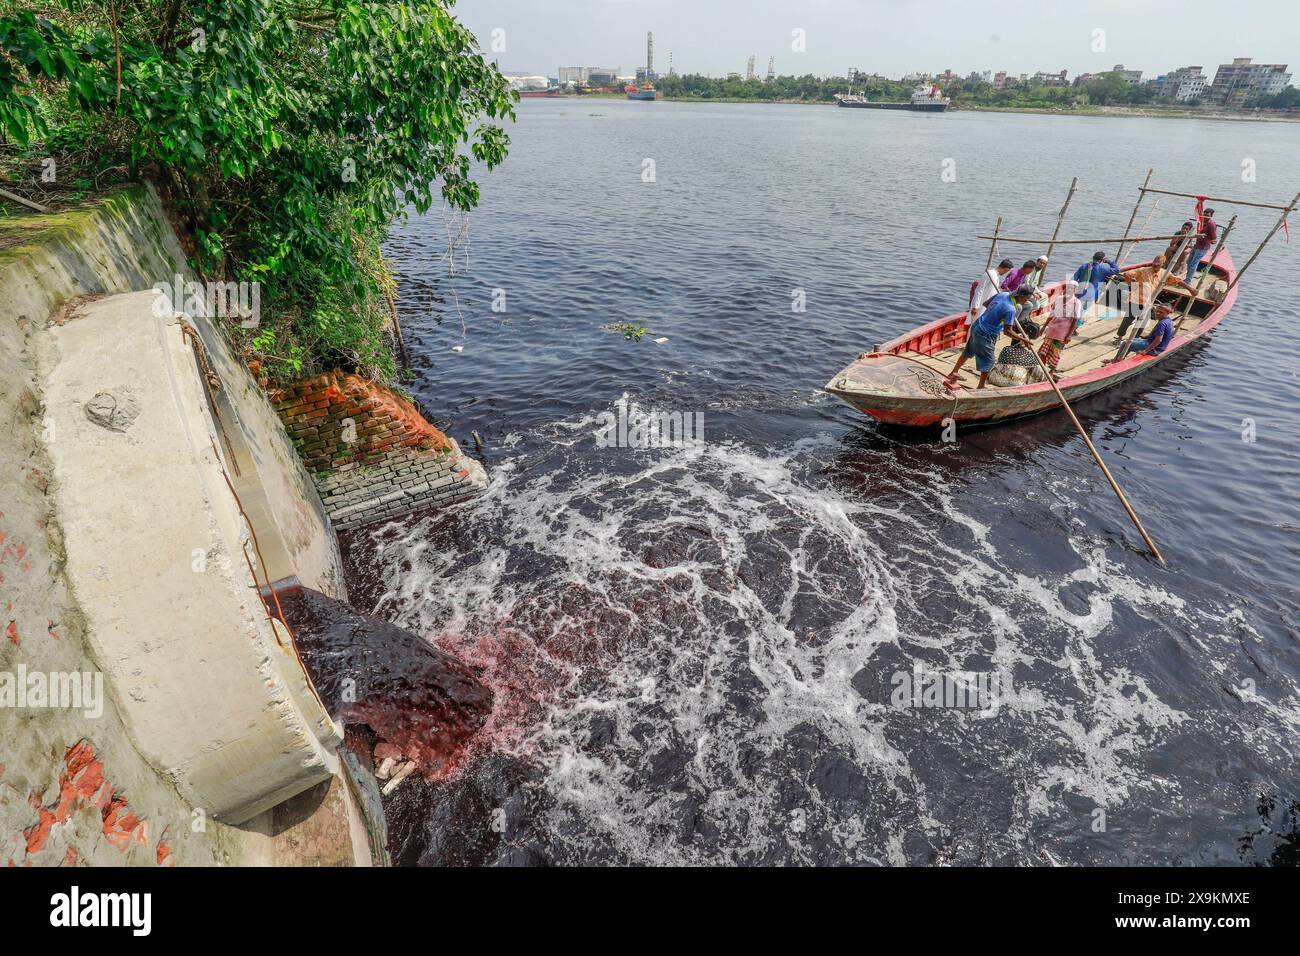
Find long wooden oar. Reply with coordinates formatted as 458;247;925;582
1007;308;1166;565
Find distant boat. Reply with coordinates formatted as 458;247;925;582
519;89;560;98
836;83;950;112
625;83;657;101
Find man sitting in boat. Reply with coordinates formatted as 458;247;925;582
1001;260;1038;292
1023;255;1049;290
945;286;1037;390
1113;254;1195;343
1125;303;1177;358
1015;280;1048;328
987;318;1044;387
1072;251;1121;308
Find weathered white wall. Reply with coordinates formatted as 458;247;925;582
0;187;361;864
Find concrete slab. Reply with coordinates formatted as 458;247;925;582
40;291;342;824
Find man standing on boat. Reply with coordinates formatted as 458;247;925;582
968;258;1013;326
1185;207;1218;287
946;286;1036;390
1073;251;1121;309
1114;254;1195;343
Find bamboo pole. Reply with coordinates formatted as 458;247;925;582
1116;168;1153;264
983;216;1003;274
0;187;50;214
1139;186;1294;212
1005;314;1166;565
977;234;1186;245
971;217;1002;315
1175;215;1235;333
1221;190;1300;298
1033;178;1077;287
1119;197;1160;268
1192;214;1235;294
1115;234;1193;361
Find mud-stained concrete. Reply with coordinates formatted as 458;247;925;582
0;187;370;865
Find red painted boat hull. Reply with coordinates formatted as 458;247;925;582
825;251;1237;427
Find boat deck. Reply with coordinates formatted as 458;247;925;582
900;274;1227;389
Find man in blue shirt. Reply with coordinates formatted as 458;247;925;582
946;286;1036;389
1073;251;1121;308
1128;303;1177;356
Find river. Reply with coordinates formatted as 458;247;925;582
349;100;1300;865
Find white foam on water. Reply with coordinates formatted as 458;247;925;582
360;414;1299;864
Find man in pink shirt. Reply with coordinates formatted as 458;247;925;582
1001;260;1037;293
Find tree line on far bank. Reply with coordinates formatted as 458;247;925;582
654;71;1300;111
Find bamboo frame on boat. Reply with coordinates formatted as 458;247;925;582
1115;233;1194;362
1119;197;1161;268
1035;177;1077;285
983;216;1003;275
1222;190;1300;297
1116;168;1154;263
1139;186;1295;212
976;234;1187;245
1172;215;1235;332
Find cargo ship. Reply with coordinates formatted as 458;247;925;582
519;88;560;98
625;83;657;101
836;83;950;112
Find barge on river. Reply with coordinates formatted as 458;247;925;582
836;84;950;112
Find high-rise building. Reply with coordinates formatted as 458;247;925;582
1157;66;1208;101
646;31;655;80
1111;64;1143;84
746;54;756;82
1207;57;1291;107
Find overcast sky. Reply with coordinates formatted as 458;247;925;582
456;0;1298;79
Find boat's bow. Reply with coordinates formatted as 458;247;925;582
825;351;957;426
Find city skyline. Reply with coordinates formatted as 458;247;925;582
458;0;1299;81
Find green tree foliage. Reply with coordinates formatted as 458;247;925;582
656;72;868;102
0;0;514;381
1246;86;1300;109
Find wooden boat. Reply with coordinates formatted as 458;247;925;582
825;251;1236;427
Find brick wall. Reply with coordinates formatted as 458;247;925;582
269;371;487;531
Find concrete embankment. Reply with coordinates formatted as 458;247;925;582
0;185;486;865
